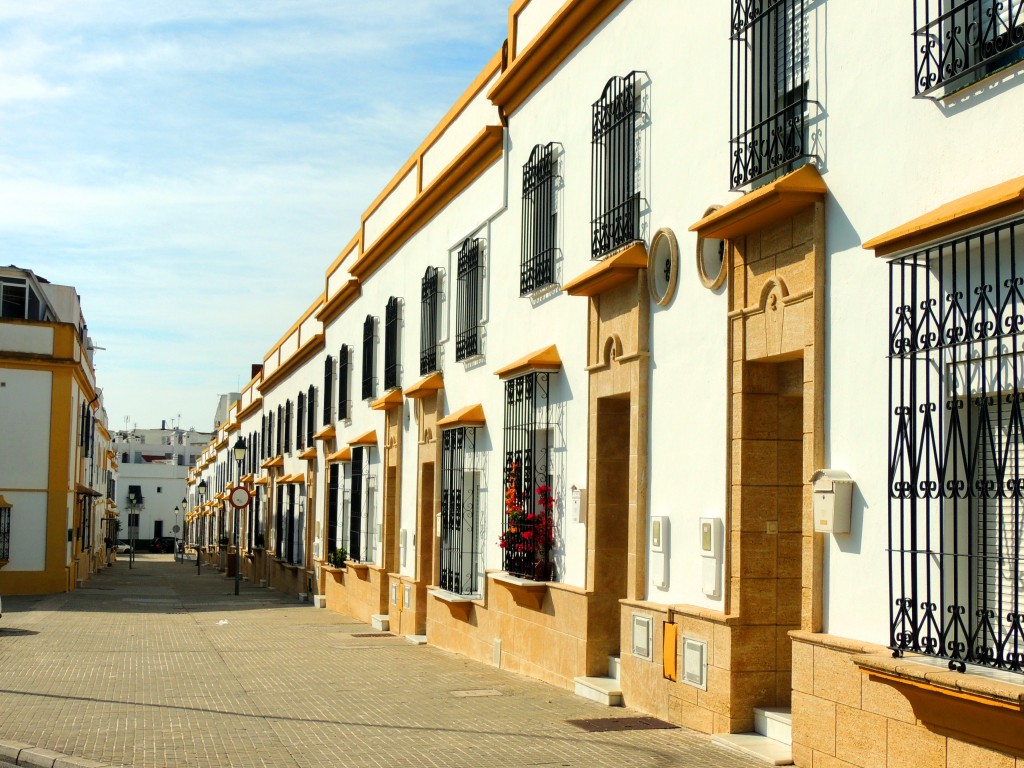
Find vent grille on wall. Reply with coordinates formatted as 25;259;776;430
632;614;653;660
682;637;708;690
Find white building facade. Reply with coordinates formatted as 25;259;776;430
189;2;1024;764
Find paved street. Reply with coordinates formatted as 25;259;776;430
0;556;764;768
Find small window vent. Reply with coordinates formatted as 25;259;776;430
632;614;653;661
682;637;708;690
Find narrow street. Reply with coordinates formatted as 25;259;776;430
0;556;764;768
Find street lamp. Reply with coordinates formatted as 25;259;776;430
173;505;180;564
196;478;207;577
127;490;137;570
232;435;247;596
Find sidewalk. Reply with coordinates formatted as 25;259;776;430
0;556;766;767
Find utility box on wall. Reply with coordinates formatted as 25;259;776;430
811;469;854;534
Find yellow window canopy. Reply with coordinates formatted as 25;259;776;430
493;344;562;380
404;371;444;399
562;241;647;297
437;404;485;429
863;174;1024;258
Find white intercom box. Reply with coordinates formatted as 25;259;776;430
699;517;722;598
651;516;669;590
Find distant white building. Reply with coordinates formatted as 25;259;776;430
113;424;214;543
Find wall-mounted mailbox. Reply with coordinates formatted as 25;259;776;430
699;517;722;598
811;469;854;534
571;485;586;524
651;516;669;590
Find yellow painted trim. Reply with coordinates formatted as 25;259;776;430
404;371;444;399
298;446;318;460
863;174;1024;257
313;425;336;441
437;403;485;428
0;495;9;508
865;669;1021;711
237;396;263;421
258;333;326;395
689;164;828;240
261;455;284;469
214;437;228;451
348;429;378;447
263;292;325;364
316;277;362;326
254;476;270;486
326;446;352;463
563;241;648;297
493;344;561;379
224;419;240;434
489;0;627;116
324;232;362;286
348;126;504;283
370;389;404;411
240;474;255;483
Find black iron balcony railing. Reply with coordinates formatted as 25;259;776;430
591;73;642;259
384;296;400;391
456;239;482;361
421;267;440;375
914;0;1024;97
730;0;810;189
522;143;558;293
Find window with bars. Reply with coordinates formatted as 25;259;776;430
914;0;1024;97
275;485;284;559
327;462;342;557
0;502;10;561
501;372;554;580
348;447;376;562
888;215;1024;674
80;497;92;550
323;355;334;426
275;405;283;456
456;239;483;361
421;267;441;375
440;426;481;595
591;73;643;259
284;400;293;454
296;392;306;451
362;316;376;400
522;143;558;293
339;345;350;421
306;385;315;446
730;0;810;190
384;296;401;391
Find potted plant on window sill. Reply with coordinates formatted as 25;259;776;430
325;548;348;572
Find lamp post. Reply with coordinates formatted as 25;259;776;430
232;436;247;596
127;490;137;569
173;505;180;564
196;478;207;576
178;496;186;563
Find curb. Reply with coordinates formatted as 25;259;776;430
0;741;109;768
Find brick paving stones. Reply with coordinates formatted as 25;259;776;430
0;556;767;768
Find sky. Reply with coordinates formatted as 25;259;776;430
0;0;508;435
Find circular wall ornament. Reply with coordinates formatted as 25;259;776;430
648;227;679;307
696;204;727;290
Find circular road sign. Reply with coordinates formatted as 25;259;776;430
229;486;252;509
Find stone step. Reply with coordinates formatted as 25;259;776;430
370;614;390;631
754;707;792;745
573;676;623;707
406;634;428;646
712;733;793;765
607;655;621;680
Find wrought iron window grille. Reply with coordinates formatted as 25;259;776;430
323;355;334;426
591;72;647;260
348;447;377;563
275;484;284;559
276;404;284;456
296;391;306;451
421;266;441;376
888;215;1024;674
338;345;350;422
306;385;315;446
284;399;293;454
286;484;296;564
440;426;481;596
0;503;8;561
384;296;402;391
730;0;812;190
456;239;484;362
362;316;377;401
914;0;1024;98
522;143;559;294
327;462;341;556
501;371;554;580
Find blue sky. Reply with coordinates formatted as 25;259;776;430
0;1;508;434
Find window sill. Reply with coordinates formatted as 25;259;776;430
854;652;1024;754
428;586;483;619
345;560;371;579
490;572;548;609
